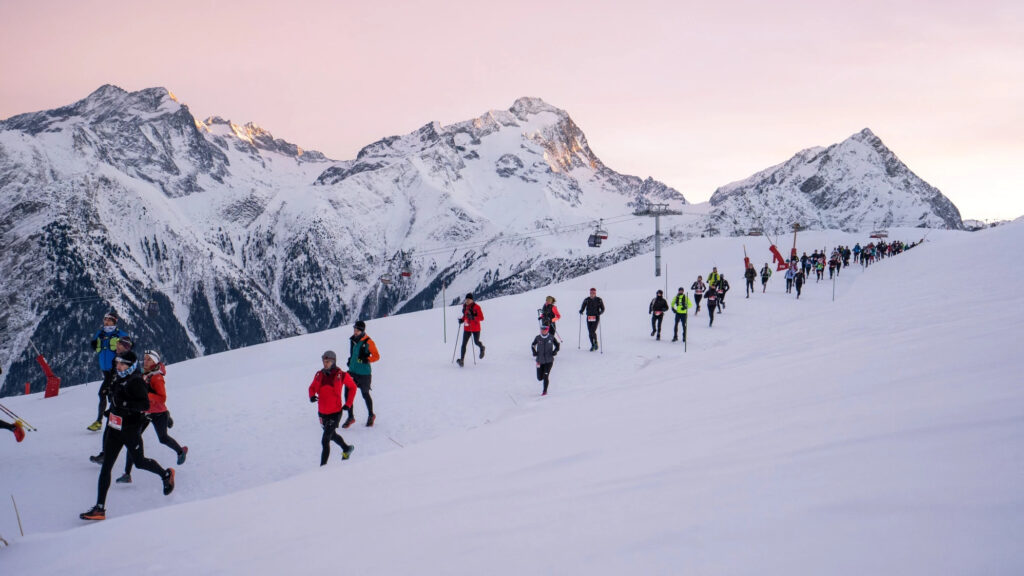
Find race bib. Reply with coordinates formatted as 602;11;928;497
587;316;597;322
107;414;123;431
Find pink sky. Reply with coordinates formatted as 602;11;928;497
2;0;1021;220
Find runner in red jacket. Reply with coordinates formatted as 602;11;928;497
457;293;485;367
308;350;354;465
118;350;188;483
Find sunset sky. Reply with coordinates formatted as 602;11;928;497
2;0;1020;220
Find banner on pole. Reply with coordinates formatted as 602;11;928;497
36;354;61;398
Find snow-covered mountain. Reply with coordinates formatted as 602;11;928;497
0;86;690;396
707;128;963;236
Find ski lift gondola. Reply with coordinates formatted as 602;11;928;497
587;219;608;248
870;229;889;239
379;274;393;286
747;227;763;236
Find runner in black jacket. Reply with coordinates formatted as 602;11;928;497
649;290;669;340
578;288;605;351
80;351;175;521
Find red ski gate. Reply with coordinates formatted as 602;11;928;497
37;354;61;398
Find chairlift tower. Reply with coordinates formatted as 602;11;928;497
633;203;681;277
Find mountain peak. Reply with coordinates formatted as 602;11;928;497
509;97;566;120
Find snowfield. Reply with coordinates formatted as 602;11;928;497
1;224;1022;575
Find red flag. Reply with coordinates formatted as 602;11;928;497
769;245;788;271
36;354;61;398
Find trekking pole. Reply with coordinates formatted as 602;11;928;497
11;495;24;537
0;403;35;431
577;314;582;349
598;320;603;354
450;326;460;364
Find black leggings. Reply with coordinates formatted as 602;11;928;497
318;412;349;466
586;320;599;347
707;301;717;326
651;313;664;336
97;421;166;506
536;362;553;393
460;331;483;360
694;294;702;311
96;370;114;421
350;373;374;418
125;412;183;474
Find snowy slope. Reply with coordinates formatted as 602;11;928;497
1;222;1021;575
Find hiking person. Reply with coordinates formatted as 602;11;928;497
671;287;691;343
88;311;128;431
691;276;707;314
648;290;669;340
531;324;560;395
706;267;721;290
579;288;605;351
716;275;730;311
760;263;772;293
79;350;175;521
457;293;485;367
117;350;187;484
705;285;719;327
308;350;355;466
785;264;796;293
744;263;756;298
89;336;135;464
344;320;380;428
538;296;561;337
795;268;806;298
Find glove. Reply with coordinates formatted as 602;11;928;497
310;395;318;403
90;338;98;350
458;317;464;324
359;350;371;362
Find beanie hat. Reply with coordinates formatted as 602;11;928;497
465;293;474;300
541;324;550;332
144;350;162;365
354;320;366;331
118;335;134;348
115;350;138;365
322;350;337;361
104;311;119;322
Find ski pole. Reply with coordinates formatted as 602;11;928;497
0;403;35;431
451;325;460;364
577;313;582;350
598;319;603;354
